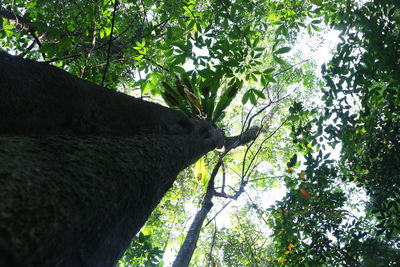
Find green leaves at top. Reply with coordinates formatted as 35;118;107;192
212;78;243;121
242;88;265;106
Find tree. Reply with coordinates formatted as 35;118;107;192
0;51;225;266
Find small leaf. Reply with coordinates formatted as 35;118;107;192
249;92;257;105
273;55;285;65
264;75;277;83
274;47;291;54
142;82;153;94
299;188;310;199
264;68;275;74
171;66;186;75
252;89;266;99
306;24;312;35
242;90;250;105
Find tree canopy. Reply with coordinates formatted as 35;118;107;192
1;0;399;266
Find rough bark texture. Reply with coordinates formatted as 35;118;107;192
0;51;212;137
0;135;214;266
0;51;224;266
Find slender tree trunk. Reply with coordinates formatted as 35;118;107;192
172;165;217;267
172;127;259;267
0;52;224;266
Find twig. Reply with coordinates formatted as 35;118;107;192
204;200;232;227
242;118;288;177
206;222;217;267
221;160;226;193
101;0;119;86
244;190;269;226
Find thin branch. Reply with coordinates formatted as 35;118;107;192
249;175;285;182
206;222;217;267
0;10;46;58
221;159;226;193
273;59;309;77
204;200;232;227
45;14;170;64
244;190;269;226
101;0;119;86
242;118;288;178
18;41;36;57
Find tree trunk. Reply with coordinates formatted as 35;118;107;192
0;52;223;266
0;51;214;137
0;133;216;267
172;167;217;267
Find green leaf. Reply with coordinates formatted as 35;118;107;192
311;24;322;32
273;55;285;65
142;82;153;94
242;90;251;105
264;75;277;83
264;68;275;74
171;66;186;75
249;92;257;105
274;47;291;54
252;89;266;99
212;81;241;121
306;24;312;35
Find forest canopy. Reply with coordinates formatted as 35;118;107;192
1;0;400;266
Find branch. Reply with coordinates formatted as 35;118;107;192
0;10;34;33
206;222;217;267
213;180;247;200
171;125;261;266
0;10;45;58
172;159;221;267
101;0;119;86
204;200;232;227
223;126;260;151
242;117;288;177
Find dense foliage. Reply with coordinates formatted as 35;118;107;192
1;0;399;266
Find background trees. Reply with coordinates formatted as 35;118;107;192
1;0;399;266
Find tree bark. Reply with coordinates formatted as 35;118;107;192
0;52;224;266
0;51;216;137
0;134;216;266
172;162;219;267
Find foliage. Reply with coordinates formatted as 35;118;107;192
321;0;400;239
118;232;163;267
267;0;400;265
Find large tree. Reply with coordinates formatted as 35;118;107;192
0;51;225;266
